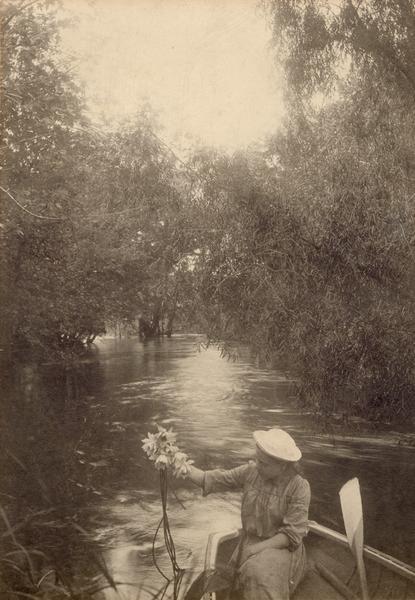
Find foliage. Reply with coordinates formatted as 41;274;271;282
0;2;197;355
78;113;200;340
0;0;93;353
264;0;415;98
190;1;415;422
0;362;112;599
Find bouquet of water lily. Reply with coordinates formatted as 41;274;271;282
142;425;190;597
142;424;194;478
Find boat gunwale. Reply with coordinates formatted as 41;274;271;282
204;529;240;571
204;522;415;584
308;521;415;583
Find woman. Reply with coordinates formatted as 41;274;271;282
186;428;310;600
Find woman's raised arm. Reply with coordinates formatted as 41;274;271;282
186;464;205;487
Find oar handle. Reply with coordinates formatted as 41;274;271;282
353;539;370;600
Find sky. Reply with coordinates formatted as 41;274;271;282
60;0;285;151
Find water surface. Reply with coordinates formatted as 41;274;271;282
2;336;414;599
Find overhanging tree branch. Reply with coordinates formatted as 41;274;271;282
0;185;62;220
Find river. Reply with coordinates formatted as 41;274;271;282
1;335;414;599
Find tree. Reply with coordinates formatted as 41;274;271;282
190;0;415;422
0;3;198;354
78;112;201;340
265;0;415;99
0;0;94;354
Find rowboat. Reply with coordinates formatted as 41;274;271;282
202;521;415;600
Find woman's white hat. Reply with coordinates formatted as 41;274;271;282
253;428;302;462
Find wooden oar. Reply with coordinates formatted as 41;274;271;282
314;561;359;600
339;478;370;600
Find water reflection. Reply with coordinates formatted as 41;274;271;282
1;336;414;599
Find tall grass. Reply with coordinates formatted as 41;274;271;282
0;501;197;600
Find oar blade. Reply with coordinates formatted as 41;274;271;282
339;477;370;600
339;477;364;555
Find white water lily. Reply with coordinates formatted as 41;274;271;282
173;451;187;462
142;425;193;477
142;432;159;459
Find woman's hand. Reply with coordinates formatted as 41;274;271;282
239;542;263;565
239;533;290;565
